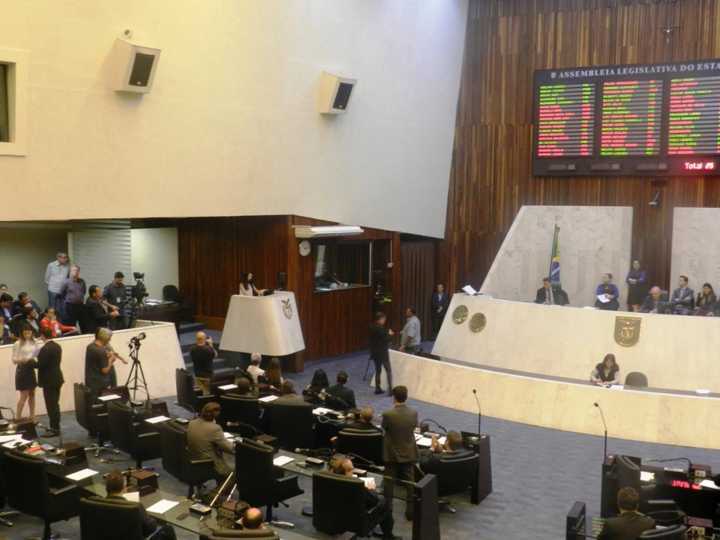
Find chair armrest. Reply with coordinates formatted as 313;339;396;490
136;431;160;441
49;484;77;496
189;458;214;466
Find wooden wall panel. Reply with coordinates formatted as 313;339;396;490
442;0;720;294
400;241;437;341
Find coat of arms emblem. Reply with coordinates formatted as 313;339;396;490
281;298;293;319
614;316;641;347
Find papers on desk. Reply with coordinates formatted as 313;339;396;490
610;385;624;390
97;394;122;402
696;389;711;395
146;499;179;515
273;455;294;467
218;384;238;391
312;407;334;416
462;285;477;295
640;471;655;483
259;395;279;403
123;491;140;502
66;468;99;482
414;434;446;448
699;479;720;490
145;415;171;424
0;434;25;445
596;294;611;304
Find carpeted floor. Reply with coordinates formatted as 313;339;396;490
5;337;719;539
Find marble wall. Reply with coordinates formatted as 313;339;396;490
480;206;633;307
671;208;720;294
433;295;720;393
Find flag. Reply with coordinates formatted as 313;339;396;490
548;225;561;285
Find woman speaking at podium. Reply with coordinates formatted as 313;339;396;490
239;272;268;296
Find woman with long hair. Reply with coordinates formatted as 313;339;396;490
695;283;717;316
590;353;620;386
12;323;40;421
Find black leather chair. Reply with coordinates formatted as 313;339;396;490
234;439;303;521
428;452;480;512
312;470;384;537
219;394;262;431
79;496;144;540
336;428;384;465
176;368;216;413
638;525;687;539
160;420;216;498
74;383;119;457
200;527;280;539
263;400;315;450
0;455;18;527
3;451;79;539
625;372;649;387
107;401;162;468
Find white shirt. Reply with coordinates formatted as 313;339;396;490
247;364;265;384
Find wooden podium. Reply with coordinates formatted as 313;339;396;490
220;292;306;372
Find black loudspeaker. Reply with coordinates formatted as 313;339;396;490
277;272;287;291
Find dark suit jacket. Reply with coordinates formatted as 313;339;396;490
431;292;450;316
345;421;383;434
535;286;569;305
106;495;158;537
382;404;418;463
369;324;392;363
419;447;475;476
597;512;655;540
37;340;64;388
84;298;110;334
11;299;40;317
326;383;356;410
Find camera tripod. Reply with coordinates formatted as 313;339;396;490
125;338;150;403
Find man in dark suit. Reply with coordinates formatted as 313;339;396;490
534;278;569;305
37;328;64;436
84;285;119;335
105;470;176;539
430;284;450;339
670;275;695;315
382;385;418;520
326;371;356;410
598;487;655;540
369;312;394;395
11;292;40;317
347;407;383;433
419;431;474;476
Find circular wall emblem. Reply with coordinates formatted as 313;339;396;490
469;312;487;333
452;305;469;324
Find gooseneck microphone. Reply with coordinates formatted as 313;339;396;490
594;402;608;459
473;389;482;435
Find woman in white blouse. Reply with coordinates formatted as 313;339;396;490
12;324;40;421
239;272;265;296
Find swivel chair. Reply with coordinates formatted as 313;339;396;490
336;428;384;466
160;420;216;498
79;496;145;540
106;401;162;468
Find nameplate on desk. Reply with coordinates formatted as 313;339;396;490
98;394;122;402
66;468;99;482
259;395;279;403
218;384;238;391
273;455;294;467
146;499;179;515
145;415;171;424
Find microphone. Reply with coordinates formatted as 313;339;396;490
472;389;482;435
594;402;608;459
419;419;447;434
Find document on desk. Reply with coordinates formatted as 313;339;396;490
312;407;334;416
700;479;720;490
145;415;171;424
259;395;279;403
0;434;25;444
147;499;179;515
273;455;294;467
97;394;122;402
66;468;99;482
123;491;141;502
415;436;432;448
218;384;238;391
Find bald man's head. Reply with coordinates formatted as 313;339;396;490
243;507;263;529
195;331;207;345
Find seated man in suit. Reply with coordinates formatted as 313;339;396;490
231;377;257;398
640;286;668;314
326;371;357;410
346;407;382;433
329;456;398;540
598;486;655;540
670;275;695;315
419;430;474;476
534;277;569;305
236;507;272;535
105;470;177;539
187;402;235;481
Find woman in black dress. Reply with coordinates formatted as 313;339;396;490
625;260;648;312
11;324;39;421
590;353;620;386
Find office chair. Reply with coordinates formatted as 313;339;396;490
176;368;216;413
160;420;216;499
312;470;385;537
263;400;315;450
336;428;384;465
234;439;303;521
73;383;119;458
79;496;146;540
106;401;162;468
219;393;262;431
162;285;180;303
638;524;686;539
3;451;79;540
200;528;280;539
429;452;480;513
625;372;649;387
0;458;18;527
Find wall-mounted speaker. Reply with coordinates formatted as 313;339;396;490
112;39;161;94
317;71;357;114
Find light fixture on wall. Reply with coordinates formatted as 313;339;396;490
293;225;364;239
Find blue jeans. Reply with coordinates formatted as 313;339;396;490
47;291;63;315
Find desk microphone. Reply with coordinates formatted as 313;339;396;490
472;389;483;435
593;402;608;459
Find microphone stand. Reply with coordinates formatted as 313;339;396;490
594;402;608;459
472;389;482;434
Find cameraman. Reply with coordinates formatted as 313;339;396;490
104;272;128;330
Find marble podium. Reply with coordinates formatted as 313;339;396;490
220;292;305;357
434;294;720;393
0;321;184;415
